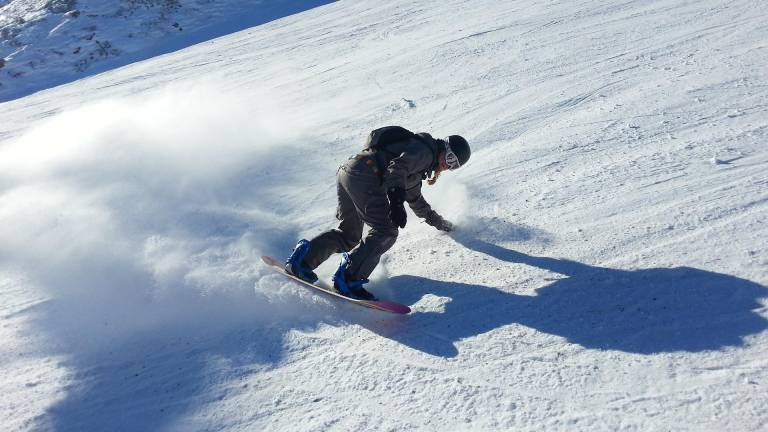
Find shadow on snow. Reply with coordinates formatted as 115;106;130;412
366;222;768;357
42;327;286;431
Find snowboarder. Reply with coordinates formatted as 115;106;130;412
284;126;471;300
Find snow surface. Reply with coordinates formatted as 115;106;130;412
1;0;768;430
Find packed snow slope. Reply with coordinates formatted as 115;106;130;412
1;0;767;430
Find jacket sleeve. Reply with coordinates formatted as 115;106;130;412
405;183;442;223
382;142;433;191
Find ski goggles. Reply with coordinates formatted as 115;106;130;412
444;139;461;170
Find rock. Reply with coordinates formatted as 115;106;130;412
46;0;77;14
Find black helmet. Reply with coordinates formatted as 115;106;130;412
444;135;471;169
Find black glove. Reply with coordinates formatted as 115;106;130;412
387;187;407;228
427;213;454;232
434;218;454;232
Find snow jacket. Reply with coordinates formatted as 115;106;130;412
357;132;446;225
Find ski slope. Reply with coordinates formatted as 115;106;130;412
1;0;767;430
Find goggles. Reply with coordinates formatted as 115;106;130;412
444;139;461;170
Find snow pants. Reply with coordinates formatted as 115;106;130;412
303;156;398;280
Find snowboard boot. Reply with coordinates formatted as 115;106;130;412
285;239;318;284
332;253;377;301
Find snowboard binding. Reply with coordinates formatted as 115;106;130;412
333;253;377;301
285;239;319;284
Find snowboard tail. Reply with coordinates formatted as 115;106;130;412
261;256;411;314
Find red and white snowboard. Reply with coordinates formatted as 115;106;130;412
261;256;411;314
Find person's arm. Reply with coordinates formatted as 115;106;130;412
382;142;433;191
382;141;434;229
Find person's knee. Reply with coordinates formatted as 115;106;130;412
341;236;361;251
335;228;361;251
371;228;398;251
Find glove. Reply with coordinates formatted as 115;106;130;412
434;218;454;232
387;187;407;228
427;214;454;232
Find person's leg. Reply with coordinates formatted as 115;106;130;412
342;176;398;281
303;169;364;270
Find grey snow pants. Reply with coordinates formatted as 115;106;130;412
303;157;398;281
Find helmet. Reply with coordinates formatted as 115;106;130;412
444;135;471;169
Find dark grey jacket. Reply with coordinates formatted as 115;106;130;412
373;133;446;225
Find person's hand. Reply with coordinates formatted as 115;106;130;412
433;218;454;232
427;213;454;232
387;187;407;228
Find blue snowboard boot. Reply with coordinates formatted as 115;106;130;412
285;239;318;284
332;253;377;301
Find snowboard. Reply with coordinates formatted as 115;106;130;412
261;256;411;314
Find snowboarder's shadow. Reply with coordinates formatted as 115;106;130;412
366;228;768;358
